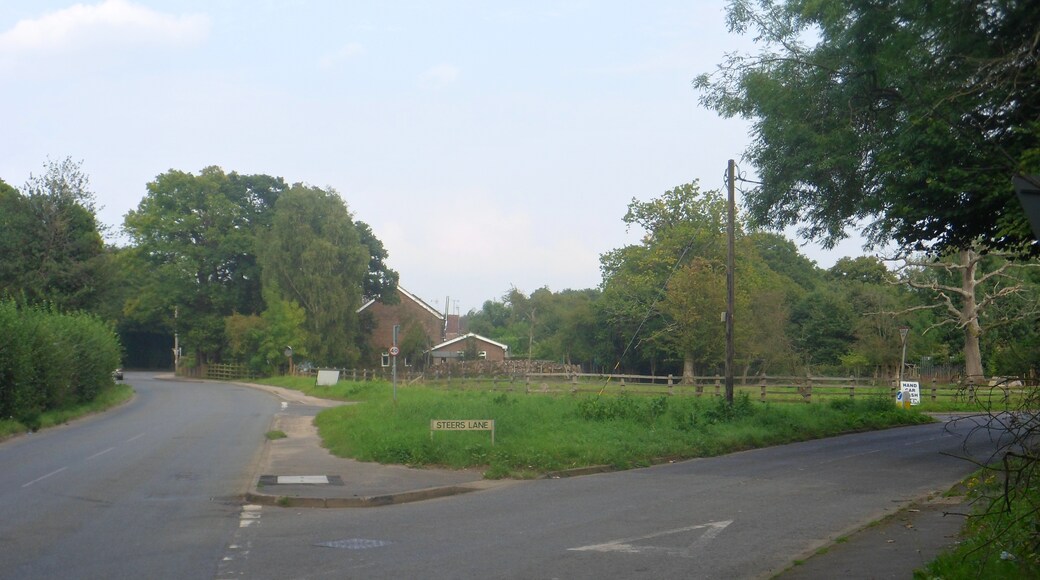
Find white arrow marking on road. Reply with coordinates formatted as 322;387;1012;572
569;520;733;558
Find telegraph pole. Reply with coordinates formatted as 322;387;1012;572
725;160;736;404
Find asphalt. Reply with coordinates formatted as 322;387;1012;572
223;379;969;577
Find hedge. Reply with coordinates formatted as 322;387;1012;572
0;301;121;428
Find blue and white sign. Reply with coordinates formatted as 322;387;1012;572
900;381;921;405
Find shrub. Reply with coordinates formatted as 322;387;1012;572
0;301;121;426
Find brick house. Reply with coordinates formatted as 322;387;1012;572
429;333;509;363
357;287;445;368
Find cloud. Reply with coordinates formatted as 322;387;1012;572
0;0;209;55
418;63;460;89
318;42;365;69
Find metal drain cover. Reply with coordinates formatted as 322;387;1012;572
315;538;391;550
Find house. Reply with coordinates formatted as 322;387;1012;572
428;333;509;364
357;287;445;367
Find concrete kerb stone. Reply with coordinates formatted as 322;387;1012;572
244;483;488;509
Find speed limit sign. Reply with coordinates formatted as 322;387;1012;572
389;346;400;356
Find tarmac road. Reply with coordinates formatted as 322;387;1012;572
0;373;277;579
230;410;1003;579
1;375;1007;579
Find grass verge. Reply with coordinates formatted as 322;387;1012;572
917;466;1040;578
258;377;932;479
0;382;135;441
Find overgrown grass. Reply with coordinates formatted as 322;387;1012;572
0;382;134;440
253;375;370;401
918;466;1040;579
257;377;932;479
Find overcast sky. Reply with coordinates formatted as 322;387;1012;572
1;0;869;314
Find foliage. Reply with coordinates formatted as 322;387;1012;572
225;296;309;374
355;221;399;302
0;159;113;312
696;0;1040;256
255;184;369;366
599;181;799;377
123;167;287;363
0;300;122;429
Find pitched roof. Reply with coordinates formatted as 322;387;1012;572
429;332;509;352
357;286;444;319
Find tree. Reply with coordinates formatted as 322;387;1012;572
889;246;1039;379
356;221;399;302
0;159;112;312
123;167;287;364
255;184;369;366
600;182;730;376
600;182;796;379
696;0;1040;256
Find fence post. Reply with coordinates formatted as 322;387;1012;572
805;383;812;404
714;375;721;398
931;377;937;402
760;376;767;403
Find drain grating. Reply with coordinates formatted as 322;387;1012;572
258;475;344;486
315;538;391;550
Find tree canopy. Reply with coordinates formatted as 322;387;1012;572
696;0;1040;256
0;159;111;311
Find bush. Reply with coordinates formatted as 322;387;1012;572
0;301;121;427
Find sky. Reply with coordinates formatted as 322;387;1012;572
1;0;869;314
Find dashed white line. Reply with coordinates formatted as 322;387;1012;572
85;447;115;460
125;433;145;443
22;466;68;488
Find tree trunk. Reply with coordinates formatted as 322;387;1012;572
682;353;695;385
959;250;985;379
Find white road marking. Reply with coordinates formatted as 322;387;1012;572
277;475;329;484
814;448;881;465
22;467;68;488
125;433;145;442
280;401;288;410
218;505;261;578
570;520;733;557
85;447;115;460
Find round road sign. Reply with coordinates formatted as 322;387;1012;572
389;346;400;356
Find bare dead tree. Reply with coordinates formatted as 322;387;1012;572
883;246;1039;380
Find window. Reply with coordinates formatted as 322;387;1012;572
380;352;390;367
478;351;487;359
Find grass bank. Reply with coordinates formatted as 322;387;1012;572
918;465;1040;578
0;382;134;441
257;377;932;479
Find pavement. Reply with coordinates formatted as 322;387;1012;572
219;379;970;577
235;381;510;508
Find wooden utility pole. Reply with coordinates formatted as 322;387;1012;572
725;160;736;404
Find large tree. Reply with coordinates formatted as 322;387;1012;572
123;167;287;364
255;184;370;366
600;181;796;379
696;0;1040;256
890;246;1039;379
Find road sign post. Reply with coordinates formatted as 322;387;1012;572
392;325;400;404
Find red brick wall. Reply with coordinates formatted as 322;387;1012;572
362;295;443;360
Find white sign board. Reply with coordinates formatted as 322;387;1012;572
900;381;921;405
316;369;340;386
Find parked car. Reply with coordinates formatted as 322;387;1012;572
113;368;124;380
